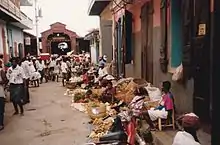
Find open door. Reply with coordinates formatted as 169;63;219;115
141;1;153;83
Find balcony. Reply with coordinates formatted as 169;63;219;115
0;0;33;29
88;0;111;16
11;11;33;29
0;0;21;21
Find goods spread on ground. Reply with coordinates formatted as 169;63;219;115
65;77;163;140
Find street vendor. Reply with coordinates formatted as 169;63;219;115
129;87;148;117
142;81;174;130
100;81;117;104
172;113;200;145
82;69;89;85
98;62;108;87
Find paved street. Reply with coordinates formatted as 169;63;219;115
0;82;90;145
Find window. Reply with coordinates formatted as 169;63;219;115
124;10;133;64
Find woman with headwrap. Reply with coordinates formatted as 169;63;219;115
172;113;200;145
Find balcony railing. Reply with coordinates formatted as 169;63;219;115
0;0;21;19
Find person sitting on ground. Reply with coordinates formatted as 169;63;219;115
129;87;148;117
142;81;174;130
101;81;117;104
98;63;108;79
172;113;200;145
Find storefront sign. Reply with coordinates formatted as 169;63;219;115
25;37;31;45
198;24;206;36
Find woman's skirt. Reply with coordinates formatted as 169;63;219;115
30;72;41;81
147;108;168;121
9;84;24;103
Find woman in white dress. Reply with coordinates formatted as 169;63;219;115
29;61;41;87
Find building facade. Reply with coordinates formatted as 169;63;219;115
88;0;113;63
84;29;100;64
0;0;33;62
41;22;78;55
90;0;213;131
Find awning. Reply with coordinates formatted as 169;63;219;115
88;0;111;16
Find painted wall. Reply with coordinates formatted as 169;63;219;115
151;0;194;113
99;4;113;62
124;1;147;78
7;25;24;57
100;3;112;20
90;45;98;64
0;19;9;62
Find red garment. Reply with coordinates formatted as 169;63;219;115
162;93;174;110
125;117;136;145
83;74;89;84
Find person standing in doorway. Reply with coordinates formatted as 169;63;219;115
0;62;7;131
6;57;26;116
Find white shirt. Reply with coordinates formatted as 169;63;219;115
37;63;44;71
54;64;60;74
49;60;56;68
21;60;30;79
172;131;201;145
29;62;36;73
7;65;25;84
61;62;68;73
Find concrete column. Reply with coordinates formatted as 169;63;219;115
212;0;220;144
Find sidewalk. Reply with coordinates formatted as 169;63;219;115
152;129;211;145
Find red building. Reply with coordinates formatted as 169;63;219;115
41;22;78;55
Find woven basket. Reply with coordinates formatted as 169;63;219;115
87;103;107;119
133;78;148;86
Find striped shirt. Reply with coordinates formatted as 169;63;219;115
129;95;145;116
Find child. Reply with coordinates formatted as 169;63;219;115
160;81;174;123
142;81;174;130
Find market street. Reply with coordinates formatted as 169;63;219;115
0;82;90;145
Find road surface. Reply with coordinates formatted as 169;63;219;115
0;82;90;145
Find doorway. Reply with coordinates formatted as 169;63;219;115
140;1;153;83
181;0;211;129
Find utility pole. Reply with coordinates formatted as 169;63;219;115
35;0;40;56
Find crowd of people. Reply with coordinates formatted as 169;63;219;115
0;53;100;131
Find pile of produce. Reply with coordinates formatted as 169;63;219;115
89;117;114;140
114;78;133;92
115;80;138;103
91;88;105;97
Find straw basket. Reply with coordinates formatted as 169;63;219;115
87;103;107;119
